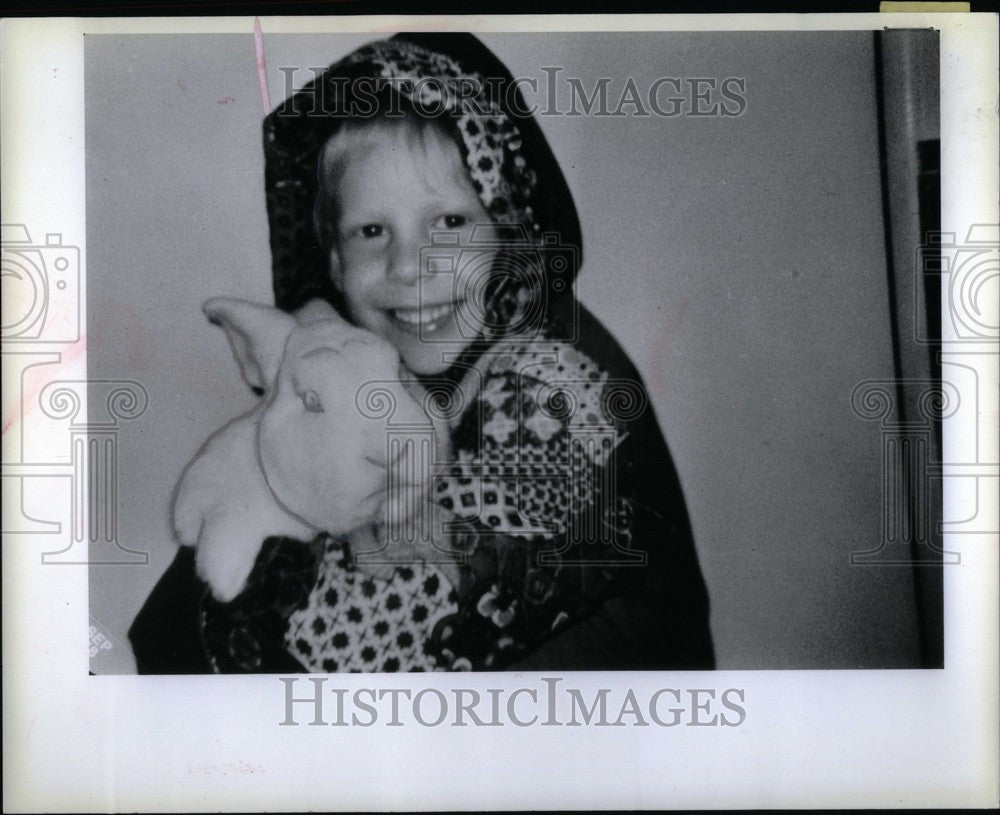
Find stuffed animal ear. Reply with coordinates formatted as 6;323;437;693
203;297;298;394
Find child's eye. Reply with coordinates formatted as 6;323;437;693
301;389;325;413
441;214;468;229
360;224;384;239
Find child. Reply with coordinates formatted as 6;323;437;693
130;33;714;672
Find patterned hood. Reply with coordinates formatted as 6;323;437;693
263;32;583;318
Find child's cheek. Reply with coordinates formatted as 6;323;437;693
471;250;499;299
336;266;374;324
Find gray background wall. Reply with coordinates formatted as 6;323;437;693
86;31;920;672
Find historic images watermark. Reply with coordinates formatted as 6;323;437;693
342;222;647;568
1;223;150;566
416;225;580;344
321;220;644;572
274;69;748;119
849;225;999;564
918;225;999;344
0;224;80;344
850;377;960;564
278;676;748;727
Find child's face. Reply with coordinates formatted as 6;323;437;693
324;127;498;375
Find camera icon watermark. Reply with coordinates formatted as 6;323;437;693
1;220;149;565
915;224;998;343
1;223;81;344
418;224;579;345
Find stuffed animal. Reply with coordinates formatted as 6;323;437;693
171;297;452;602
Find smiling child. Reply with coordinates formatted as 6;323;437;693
130;33;714;672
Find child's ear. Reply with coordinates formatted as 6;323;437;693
202;297;297;394
327;250;345;292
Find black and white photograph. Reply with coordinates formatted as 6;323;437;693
83;28;948;674
2;11;997;812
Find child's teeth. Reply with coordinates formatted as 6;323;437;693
392;303;454;326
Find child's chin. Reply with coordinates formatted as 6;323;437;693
400;351;454;376
398;342;467;376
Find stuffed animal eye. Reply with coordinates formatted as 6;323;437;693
301;389;324;413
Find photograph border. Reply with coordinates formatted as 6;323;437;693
2;11;997;811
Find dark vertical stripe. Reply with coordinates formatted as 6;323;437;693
873;31;933;668
873;31;908;424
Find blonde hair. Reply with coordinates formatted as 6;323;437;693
312;111;465;253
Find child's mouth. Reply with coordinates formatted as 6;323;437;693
387;301;463;336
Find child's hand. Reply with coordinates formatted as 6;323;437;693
344;375;460;586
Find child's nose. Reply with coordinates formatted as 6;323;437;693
386;235;422;285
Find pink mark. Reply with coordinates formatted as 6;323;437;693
1;334;86;437
217;96;236;106
254;17;270;114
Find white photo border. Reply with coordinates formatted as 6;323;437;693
1;12;997;812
